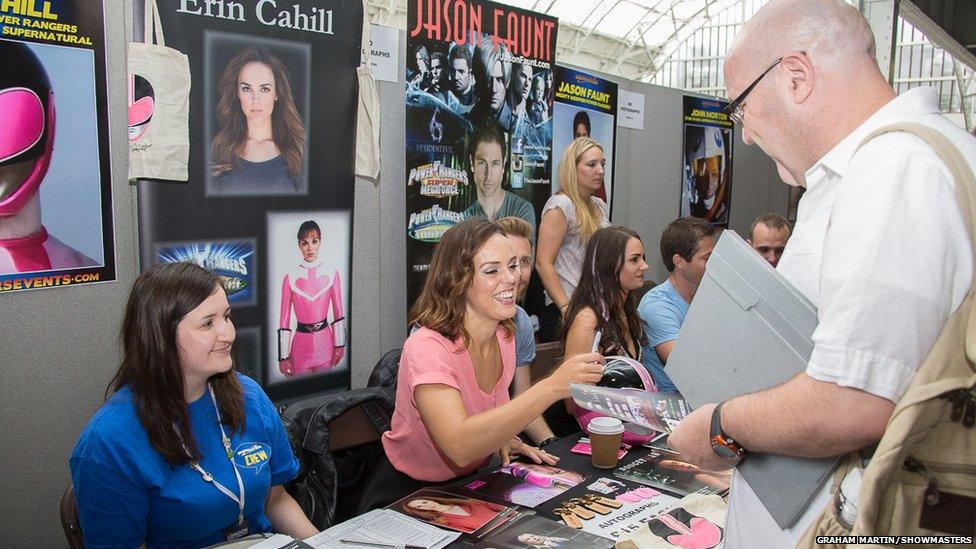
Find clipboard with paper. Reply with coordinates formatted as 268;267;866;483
666;230;839;530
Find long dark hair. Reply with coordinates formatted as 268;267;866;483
561;226;647;356
108;262;244;464
409;218;514;349
211;47;306;178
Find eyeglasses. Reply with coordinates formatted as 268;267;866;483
725;57;782;125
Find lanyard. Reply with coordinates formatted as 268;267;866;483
183;383;246;525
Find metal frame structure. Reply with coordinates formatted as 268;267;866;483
366;0;975;129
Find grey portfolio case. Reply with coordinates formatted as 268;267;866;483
666;230;838;529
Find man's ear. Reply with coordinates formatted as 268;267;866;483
672;253;685;270
781;51;813;104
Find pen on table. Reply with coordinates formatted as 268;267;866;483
590;330;602;353
338;540;425;549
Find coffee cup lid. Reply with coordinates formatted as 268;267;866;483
587;416;624;435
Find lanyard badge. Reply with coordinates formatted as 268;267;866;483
183;383;249;538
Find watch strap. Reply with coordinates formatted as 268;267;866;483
710;401;745;460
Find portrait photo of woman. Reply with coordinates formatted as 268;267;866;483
208;43;308;196
399;492;507;534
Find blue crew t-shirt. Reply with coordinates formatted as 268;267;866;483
70;373;299;549
637;279;689;393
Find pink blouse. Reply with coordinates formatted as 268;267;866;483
382;327;516;482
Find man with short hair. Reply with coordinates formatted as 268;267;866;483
748;212;791;267
638;218;716;393
667;1;975;546
496;216;557;447
426;52;453;106
449;46;476;113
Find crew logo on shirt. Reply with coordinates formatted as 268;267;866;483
234;442;272;474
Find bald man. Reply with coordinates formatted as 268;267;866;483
748;212;791;267
666;1;976;546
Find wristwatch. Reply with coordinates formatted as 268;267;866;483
538;436;558;449
710;402;745;461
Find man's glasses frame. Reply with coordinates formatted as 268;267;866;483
725;57;782;125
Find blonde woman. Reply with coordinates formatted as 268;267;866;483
536;137;610;341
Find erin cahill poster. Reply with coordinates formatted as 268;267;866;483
0;2;116;293
134;0;361;400
405;0;558;307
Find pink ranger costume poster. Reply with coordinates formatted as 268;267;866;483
0;2;116;293
133;0;361;400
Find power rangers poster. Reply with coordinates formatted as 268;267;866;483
405;0;558;306
134;0;362;400
681;96;733;227
0;2;116;293
552;65;617;213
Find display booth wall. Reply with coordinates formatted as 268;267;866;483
0;24;784;543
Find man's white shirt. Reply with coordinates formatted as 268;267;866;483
724;87;975;548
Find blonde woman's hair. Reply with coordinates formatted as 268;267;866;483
557;137;605;239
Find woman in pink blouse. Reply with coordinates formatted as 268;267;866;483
360;219;604;510
277;220;345;376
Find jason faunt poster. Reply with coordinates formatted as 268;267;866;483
405;0;558;307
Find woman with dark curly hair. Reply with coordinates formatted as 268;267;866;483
358;219;604;510
211;47;305;194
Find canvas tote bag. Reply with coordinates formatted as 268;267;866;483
355;2;381;182
798;122;976;548
127;0;189;181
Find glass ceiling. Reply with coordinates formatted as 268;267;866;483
366;0;753;82
491;0;744;53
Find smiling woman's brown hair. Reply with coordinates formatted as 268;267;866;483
107;262;244;464
211;47;306;178
409;218;514;349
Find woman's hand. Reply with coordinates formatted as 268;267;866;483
278;358;294;376
543;352;605;400
332;347;344;366
498;437;559;466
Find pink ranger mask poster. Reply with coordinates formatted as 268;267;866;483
0;2;116;293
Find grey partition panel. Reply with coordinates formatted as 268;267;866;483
351;29;409;388
0;0;137;544
557;67;785;284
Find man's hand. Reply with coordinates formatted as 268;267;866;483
667;403;739;472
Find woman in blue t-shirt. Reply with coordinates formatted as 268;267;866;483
70;262;316;548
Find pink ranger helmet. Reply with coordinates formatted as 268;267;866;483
0;41;56;217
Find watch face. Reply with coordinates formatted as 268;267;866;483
711;437;740;460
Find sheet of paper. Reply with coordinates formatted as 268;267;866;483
368;24;399;83
248;534;314;548
305;509;459;549
617;89;645;130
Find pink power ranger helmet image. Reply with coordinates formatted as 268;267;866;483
0;41;56;217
